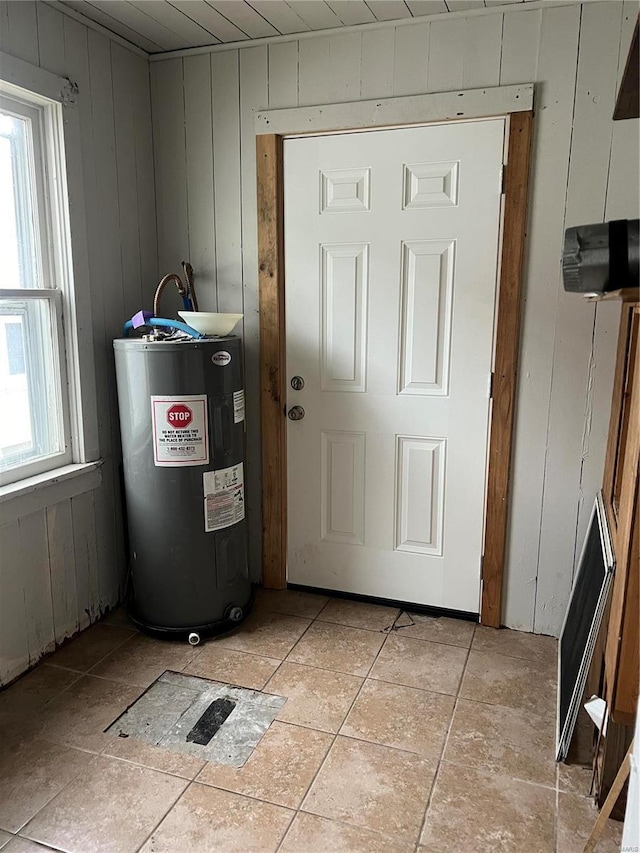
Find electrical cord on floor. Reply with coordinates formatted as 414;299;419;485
382;610;416;634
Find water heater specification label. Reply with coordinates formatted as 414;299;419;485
203;463;245;532
151;395;209;467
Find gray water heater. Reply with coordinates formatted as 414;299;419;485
113;335;251;640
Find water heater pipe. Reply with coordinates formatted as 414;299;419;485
153;273;191;316
122;316;203;338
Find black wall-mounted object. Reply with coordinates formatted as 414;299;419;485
562;219;639;296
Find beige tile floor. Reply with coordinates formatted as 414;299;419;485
0;590;625;853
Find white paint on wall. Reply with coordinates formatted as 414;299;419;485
3;1;633;676
149;0;639;635
0;1;158;685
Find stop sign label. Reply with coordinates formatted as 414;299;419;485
166;403;192;428
151;395;208;467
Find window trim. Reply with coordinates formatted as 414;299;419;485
0;50;99;485
0;93;52;292
0;289;72;484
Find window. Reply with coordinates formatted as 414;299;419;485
0;83;73;486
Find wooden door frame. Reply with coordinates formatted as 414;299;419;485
257;89;534;627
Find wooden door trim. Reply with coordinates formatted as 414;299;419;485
257;111;534;625
602;302;637;533
257;134;287;590
481;111;533;626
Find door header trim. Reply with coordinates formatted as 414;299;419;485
256;84;534;137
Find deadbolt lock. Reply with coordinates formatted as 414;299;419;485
290;376;305;391
287;405;305;421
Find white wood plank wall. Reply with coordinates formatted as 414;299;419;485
150;1;638;635
0;1;157;685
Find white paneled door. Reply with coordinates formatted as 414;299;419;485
284;119;505;613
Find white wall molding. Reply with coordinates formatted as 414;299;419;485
255;84;534;136
0;49;76;100
0;462;102;526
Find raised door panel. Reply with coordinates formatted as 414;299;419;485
321;430;365;545
403;160;459;209
320;167;371;214
395;435;446;556
321;243;369;392
399;240;455;396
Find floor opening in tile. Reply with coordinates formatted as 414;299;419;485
186;697;237;745
105;670;286;767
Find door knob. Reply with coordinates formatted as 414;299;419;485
288;405;305;421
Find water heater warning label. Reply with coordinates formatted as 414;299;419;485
151;395;209;467
233;390;245;423
203;463;245;532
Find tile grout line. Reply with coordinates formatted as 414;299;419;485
13;768;89;844
17;825;67;853
3;629;139;710
17;605;554;687
554;762;560;853
41;666;156;692
179;651;497;708
98;748;206;783
102;702;562;806
52;625;140;677
251;608;324;691
272;607;489;849
16;708;186;850
221;606;557;664
274;606;404;852
7;668;84;715
438;756;559;793
132;777;193;853
6;601;563;853
31;628;141;697
42;609;534;836
91;600;394;853
192;774;310;810
413;623;477;852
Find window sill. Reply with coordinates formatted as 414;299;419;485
0;461;103;525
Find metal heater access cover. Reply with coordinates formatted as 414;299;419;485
105;671;286;767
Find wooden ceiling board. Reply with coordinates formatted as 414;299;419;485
60;0;165;51
286;1;344;30
167;1;249;41
405;0;448;16
130;0;219;44
325;0;376;26
207;0;280;37
246;0;311;34
56;0;543;54
88;0;187;50
446;0;481;10
365;0;412;21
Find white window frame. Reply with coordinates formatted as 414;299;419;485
0;288;72;479
0;51;99;489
